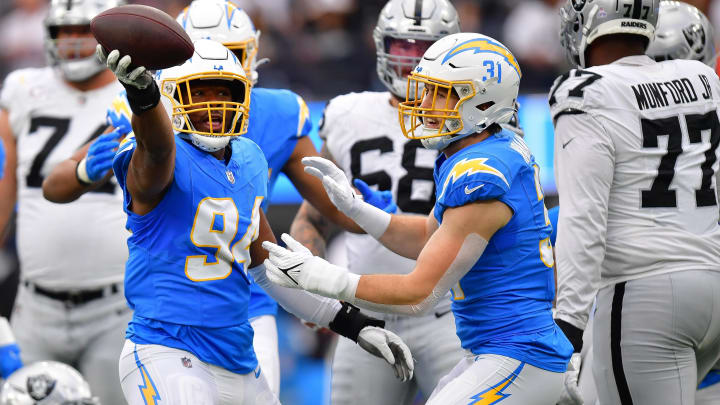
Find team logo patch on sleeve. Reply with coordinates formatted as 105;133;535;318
439;158;508;198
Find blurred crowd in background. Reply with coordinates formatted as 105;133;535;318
1;0;716;98
0;0;718;403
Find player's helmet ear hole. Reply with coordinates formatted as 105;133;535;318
476;101;495;112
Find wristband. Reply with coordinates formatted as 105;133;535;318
350;201;392;239
75;158;93;185
329;302;385;342
124;80;160;116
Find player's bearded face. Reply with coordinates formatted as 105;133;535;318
419;83;460;129
55;26;97;60
386;38;434;78
185;81;236;134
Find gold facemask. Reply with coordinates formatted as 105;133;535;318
161;71;252;137
398;73;475;140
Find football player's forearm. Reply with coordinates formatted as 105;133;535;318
376;214;428;260
250;211;276;266
289;201;334;257
126;104;175;202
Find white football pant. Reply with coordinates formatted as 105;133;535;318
593;270;720;405
119;340;279;405
427;352;564;404
250;315;279;397
330;309;463;405
11;282;131;405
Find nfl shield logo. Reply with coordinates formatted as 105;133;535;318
181;357;192;368
226;170;235;184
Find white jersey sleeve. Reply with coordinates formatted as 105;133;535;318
554;112;615;330
551;56;720;330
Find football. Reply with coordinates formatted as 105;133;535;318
91;5;194;70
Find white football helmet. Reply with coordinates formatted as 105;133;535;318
177;0;261;84
646;1;715;67
560;0;659;68
399;33;521;150
374;0;460;99
157;39;252;152
0;361;97;405
44;0;125;82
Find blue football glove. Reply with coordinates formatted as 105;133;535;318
77;130;121;184
106;92;132;135
0;343;22;378
353;179;398;214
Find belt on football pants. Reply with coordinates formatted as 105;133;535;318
23;281;121;307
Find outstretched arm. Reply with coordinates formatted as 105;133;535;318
96;47;175;215
263;200;510;315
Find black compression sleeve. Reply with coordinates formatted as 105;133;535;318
123;80;160;116
329;302;385;342
555;318;584;353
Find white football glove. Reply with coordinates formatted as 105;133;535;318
357;326;414;382
96;45;153;90
557;353;583;405
262;233;359;302
303;156;391;239
302;157;360;217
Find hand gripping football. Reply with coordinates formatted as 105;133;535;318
91;4;194;70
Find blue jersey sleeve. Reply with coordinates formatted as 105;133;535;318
435;154;512;222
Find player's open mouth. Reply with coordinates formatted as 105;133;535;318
424;117;441;129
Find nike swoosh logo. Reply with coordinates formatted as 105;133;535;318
562;137;576;149
278;263;302;285
465;184;484;194
435;309;451;318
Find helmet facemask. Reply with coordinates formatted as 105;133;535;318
376;36;436;99
161;74;251;151
399;74;471;140
46;24;104;82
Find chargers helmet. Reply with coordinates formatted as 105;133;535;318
560;0;659;68
44;0;125;82
177;0;261;84
374;0;460;99
646;1;715;67
399;32;521;150
0;361;97;405
157;39;252;152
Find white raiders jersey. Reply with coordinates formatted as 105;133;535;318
0;67;128;289
321;91;438;277
550;56;720;327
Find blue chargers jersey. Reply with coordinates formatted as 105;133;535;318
112;134;268;374
106;87;312;320
433;132;572;372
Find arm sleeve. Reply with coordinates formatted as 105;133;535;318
249;264;342;327
554;112;615;331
